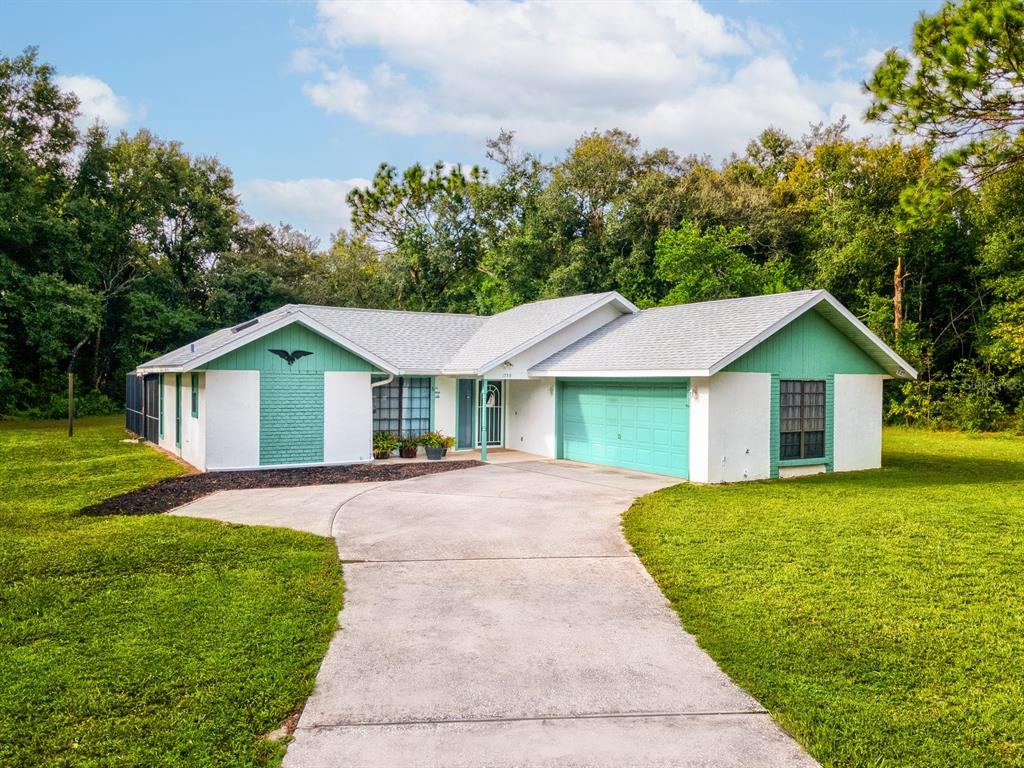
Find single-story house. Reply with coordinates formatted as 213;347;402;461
128;289;916;482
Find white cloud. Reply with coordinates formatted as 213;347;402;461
55;74;133;129
300;0;879;158
859;48;888;70
236;177;370;245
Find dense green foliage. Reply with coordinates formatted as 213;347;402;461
0;417;345;766
624;427;1024;768
2;2;1023;428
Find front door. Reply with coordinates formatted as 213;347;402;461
457;379;476;450
456;379;504;449
479;380;503;447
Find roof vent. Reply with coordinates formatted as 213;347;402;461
190;343;195;353
231;318;258;333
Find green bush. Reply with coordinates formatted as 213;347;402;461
10;390;121;420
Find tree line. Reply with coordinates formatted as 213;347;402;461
1;0;1022;429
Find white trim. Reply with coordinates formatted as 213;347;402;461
444;292;637;377
145;311;400;375
707;290;917;380
528;369;708;378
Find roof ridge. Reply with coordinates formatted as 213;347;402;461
293;303;484;319
639;289;821;313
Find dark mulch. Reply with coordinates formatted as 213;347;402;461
80;460;483;517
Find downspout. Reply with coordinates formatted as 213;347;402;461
371;374;395;390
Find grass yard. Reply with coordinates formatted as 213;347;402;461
624;427;1024;768
0;417;345;768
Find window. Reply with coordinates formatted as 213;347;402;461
174;374;182;448
191;373;199;417
372;377;431;437
780;380;825;460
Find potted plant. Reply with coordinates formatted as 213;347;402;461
398;436;419;459
441;434;455;456
419;431;446;460
373;431;398;460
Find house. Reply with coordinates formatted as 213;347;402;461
129;289;916;482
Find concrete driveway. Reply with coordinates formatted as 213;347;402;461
172;461;818;767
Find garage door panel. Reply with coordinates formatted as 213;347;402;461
559;381;688;478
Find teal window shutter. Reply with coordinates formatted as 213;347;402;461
191;373;199;417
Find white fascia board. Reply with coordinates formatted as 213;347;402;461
470;292;637;376
527;369;708;378
706;290;918;380
181;312;400;375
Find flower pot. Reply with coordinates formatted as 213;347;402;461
399;446;418;459
441;448;448;456
373;450;391;460
425;447;444;461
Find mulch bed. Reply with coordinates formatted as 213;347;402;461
80;460;483;517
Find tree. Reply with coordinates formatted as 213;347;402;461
866;0;1024;184
655;221;786;306
347;161;486;311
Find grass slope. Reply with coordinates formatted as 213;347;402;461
624;427;1024;767
0;417;345;767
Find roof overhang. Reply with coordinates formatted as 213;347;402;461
707;290;917;380
529;369;708;378
442;292;639;377
138;310;400;375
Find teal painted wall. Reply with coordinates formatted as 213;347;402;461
204;323;376;373
724;309;886;377
259;372;324;465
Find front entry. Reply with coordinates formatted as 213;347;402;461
456;379;504;449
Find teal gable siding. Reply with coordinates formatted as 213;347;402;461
724;309;886;378
203;323;377;373
725;309;884;476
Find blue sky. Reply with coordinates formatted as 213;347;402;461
3;0;939;244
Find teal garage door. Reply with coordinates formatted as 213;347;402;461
560;381;689;477
260;372;324;466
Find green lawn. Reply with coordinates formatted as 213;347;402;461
0;417;345;768
624;427;1024;768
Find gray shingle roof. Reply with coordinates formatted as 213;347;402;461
441;292;621;373
529;290;823;374
138;289;915;379
139;305;486;373
138;293;622;374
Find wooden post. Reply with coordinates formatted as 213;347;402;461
67;371;74;437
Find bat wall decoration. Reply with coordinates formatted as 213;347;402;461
268;349;314;366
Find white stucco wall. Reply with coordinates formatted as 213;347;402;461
688;373;771;483
687;378;711;483
434;376;457;438
506;378;556;457
833;374;885;472
482;304;624;380
180;373;206;470
205;370;260;470
707;372;772;483
324;371;373;464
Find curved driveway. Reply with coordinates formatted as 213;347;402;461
173;460;818;767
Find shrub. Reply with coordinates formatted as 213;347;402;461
372;431;398;455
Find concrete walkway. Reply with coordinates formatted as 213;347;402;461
172;461;818;767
